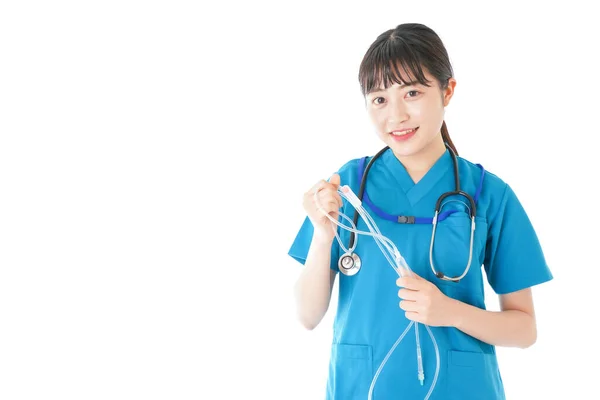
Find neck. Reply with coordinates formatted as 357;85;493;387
395;136;446;183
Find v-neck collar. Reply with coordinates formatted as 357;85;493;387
381;147;453;206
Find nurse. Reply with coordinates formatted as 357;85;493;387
288;23;553;399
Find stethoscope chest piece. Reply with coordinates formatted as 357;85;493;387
338;252;361;276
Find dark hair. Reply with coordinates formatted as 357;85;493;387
358;23;458;155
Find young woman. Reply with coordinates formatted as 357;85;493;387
288;23;553;400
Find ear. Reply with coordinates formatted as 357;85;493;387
442;78;457;107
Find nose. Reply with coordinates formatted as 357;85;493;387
387;99;409;127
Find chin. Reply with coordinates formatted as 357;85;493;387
386;139;424;157
390;147;421;158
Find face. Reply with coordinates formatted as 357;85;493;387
365;68;456;158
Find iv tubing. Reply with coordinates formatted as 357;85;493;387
313;184;440;400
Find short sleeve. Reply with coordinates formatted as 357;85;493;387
287;158;361;272
484;184;553;294
287;216;340;272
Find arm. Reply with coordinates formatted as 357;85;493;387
448;288;537;348
463;183;551;348
398;184;551;347
293;236;338;330
397;274;538;349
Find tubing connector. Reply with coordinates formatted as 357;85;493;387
339;185;362;208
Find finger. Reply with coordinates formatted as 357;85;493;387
396;277;421;290
311;175;340;196
319;192;342;209
324;203;341;218
399;266;422;280
310;179;327;194
318;205;340;221
322;187;343;208
399;299;418;312
404;311;422;322
335;192;343;208
328;173;341;187
398;288;419;300
315;196;340;213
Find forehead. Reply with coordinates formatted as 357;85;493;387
367;62;435;94
370;81;422;93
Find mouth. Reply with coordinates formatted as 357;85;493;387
389;127;419;141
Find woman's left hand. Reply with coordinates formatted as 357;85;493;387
396;269;458;327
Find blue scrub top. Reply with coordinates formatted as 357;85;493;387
288;148;553;400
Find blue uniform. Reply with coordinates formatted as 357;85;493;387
288;148;553;400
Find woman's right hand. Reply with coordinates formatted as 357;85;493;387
303;173;343;243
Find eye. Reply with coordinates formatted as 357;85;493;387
406;90;420;98
372;97;385;105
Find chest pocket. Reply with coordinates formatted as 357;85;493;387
429;211;488;297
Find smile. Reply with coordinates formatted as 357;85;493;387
391;127;418;136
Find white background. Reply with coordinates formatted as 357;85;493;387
1;1;598;399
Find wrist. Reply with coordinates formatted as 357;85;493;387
446;297;464;328
312;232;335;247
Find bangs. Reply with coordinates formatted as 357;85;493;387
359;38;433;96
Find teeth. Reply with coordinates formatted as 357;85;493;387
392;128;415;136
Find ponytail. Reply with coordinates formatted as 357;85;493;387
441;120;458;156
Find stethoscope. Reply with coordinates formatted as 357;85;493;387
338;143;485;282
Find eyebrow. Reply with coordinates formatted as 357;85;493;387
369;81;420;94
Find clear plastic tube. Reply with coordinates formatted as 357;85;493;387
313;184;440;399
